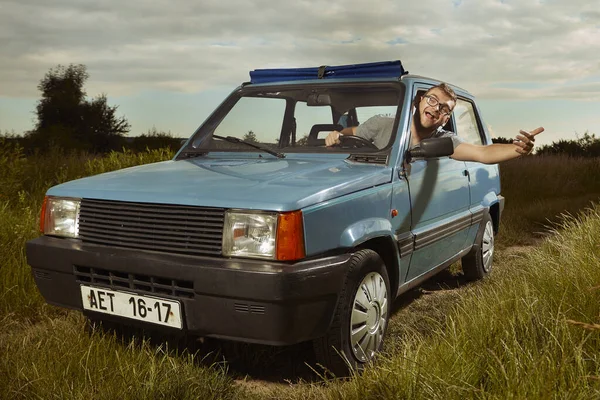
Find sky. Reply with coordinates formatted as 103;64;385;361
1;0;599;147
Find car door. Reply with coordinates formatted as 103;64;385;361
402;85;471;283
453;97;501;242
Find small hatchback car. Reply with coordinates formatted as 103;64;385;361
27;60;504;376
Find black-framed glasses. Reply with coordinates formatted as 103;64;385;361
424;95;452;116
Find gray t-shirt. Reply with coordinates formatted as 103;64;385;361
422;128;464;150
355;115;395;149
355;115;464;150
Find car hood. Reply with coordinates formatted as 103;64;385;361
48;156;392;211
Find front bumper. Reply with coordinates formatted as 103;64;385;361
26;236;350;346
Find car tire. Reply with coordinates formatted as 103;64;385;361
313;249;391;377
461;211;495;281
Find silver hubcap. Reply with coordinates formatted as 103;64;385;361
350;272;388;362
482;220;494;272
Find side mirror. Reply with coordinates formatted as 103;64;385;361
407;137;454;161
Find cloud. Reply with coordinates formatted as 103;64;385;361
475;82;600;101
1;0;599;101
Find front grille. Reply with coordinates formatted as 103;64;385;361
74;266;194;299
78;198;225;257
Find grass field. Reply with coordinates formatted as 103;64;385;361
1;143;600;399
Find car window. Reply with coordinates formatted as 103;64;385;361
355;106;397;125
334;106;397;133
453;99;484;145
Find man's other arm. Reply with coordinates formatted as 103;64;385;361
325;126;357;146
450;127;544;164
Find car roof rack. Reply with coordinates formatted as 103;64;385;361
248;60;408;84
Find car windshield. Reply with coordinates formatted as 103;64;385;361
189;84;402;155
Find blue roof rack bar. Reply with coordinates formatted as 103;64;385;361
249;60;407;84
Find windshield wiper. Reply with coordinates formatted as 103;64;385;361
213;135;285;159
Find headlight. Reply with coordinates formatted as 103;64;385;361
40;196;81;238
223;210;305;261
223;212;277;259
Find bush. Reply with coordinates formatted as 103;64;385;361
124;127;185;153
536;131;600;157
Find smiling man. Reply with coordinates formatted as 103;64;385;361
325;83;544;164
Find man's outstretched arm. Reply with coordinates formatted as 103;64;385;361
451;127;544;164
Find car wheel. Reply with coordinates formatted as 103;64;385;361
462;211;495;281
313;249;390;377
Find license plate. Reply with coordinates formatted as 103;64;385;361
80;285;183;329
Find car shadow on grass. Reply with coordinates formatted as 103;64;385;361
88;267;472;384
383;267;477;347
198;338;322;383
90;317;330;383
201;269;472;383
391;268;471;313
216;273;470;383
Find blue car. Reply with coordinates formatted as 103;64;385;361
26;60;504;376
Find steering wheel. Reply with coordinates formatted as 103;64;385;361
337;134;379;150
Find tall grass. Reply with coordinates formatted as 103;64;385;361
498;155;600;246
0;195;46;321
0;314;239;400
255;203;600;399
0;145;175;321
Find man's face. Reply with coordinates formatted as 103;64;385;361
416;87;455;131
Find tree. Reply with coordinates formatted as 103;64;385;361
81;94;130;151
35;64;88;132
26;64;130;153
295;134;309;146
242;130;258;143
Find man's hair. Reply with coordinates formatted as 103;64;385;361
426;83;457;103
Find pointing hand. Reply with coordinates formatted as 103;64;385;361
515;127;544;155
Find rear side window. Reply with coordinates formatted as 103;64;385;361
453;99;484;145
355;106;397;124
